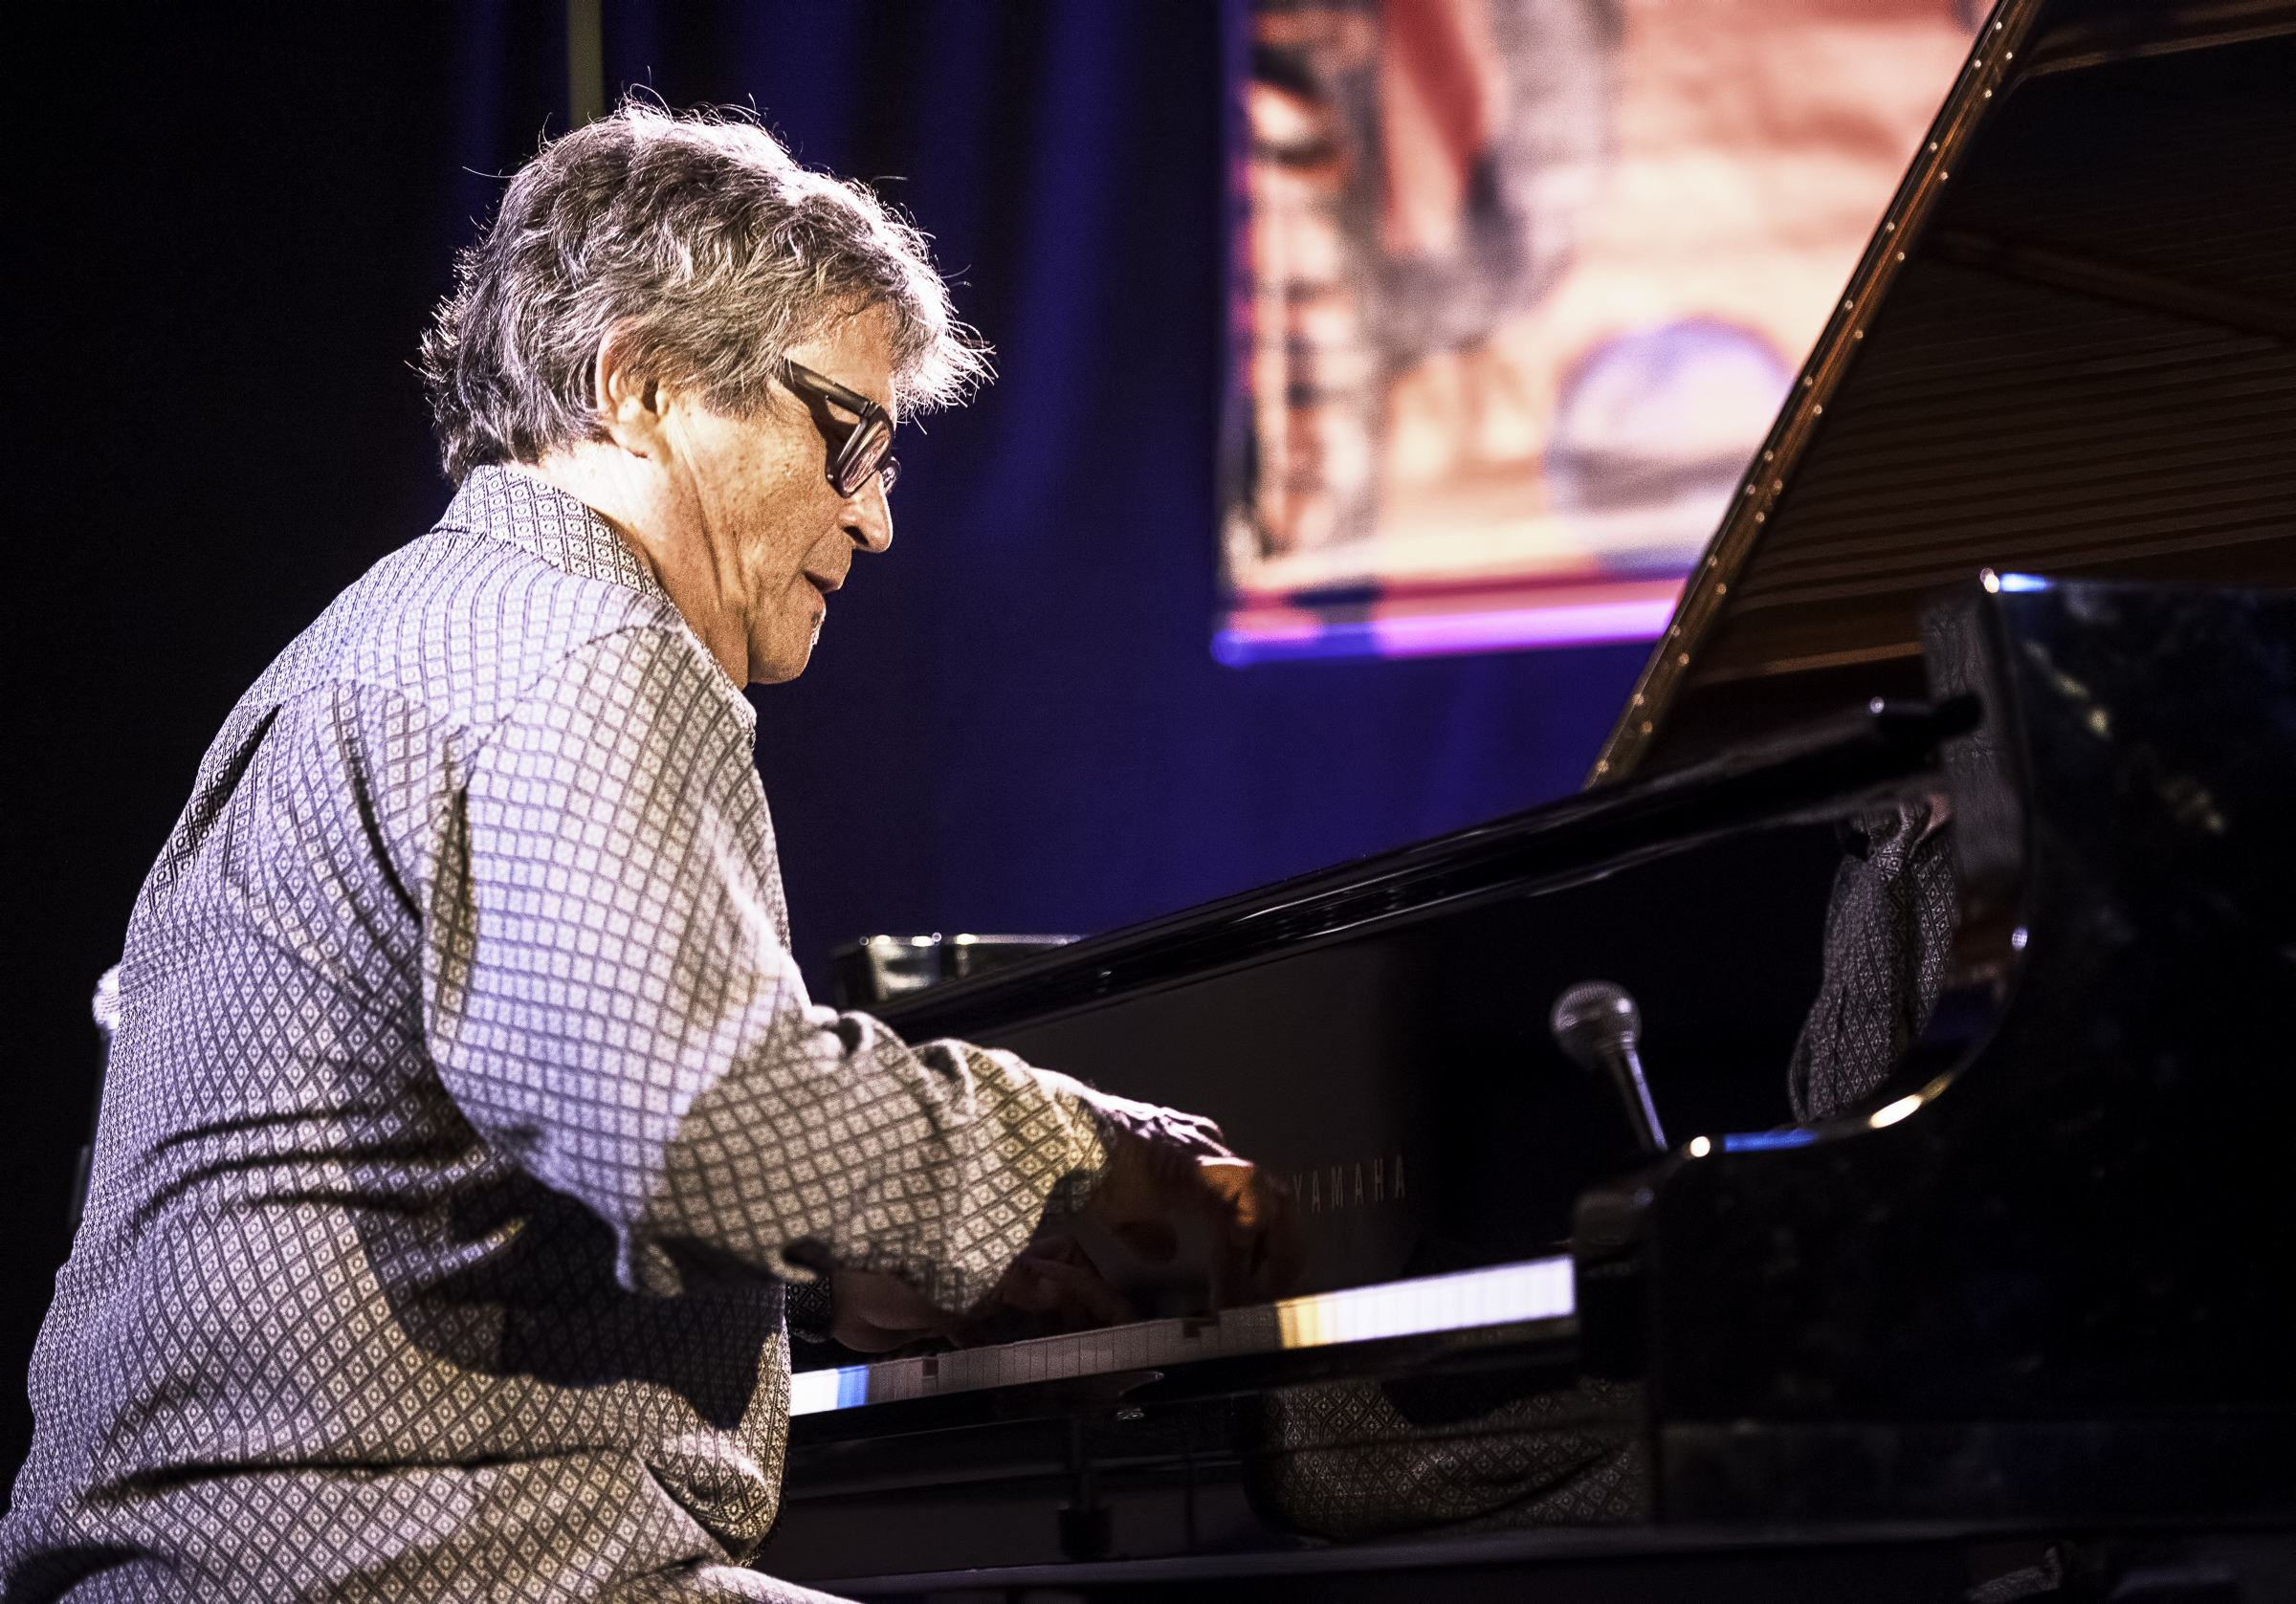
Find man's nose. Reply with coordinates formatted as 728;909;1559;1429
844;475;893;554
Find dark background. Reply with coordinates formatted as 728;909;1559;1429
5;1;1649;1492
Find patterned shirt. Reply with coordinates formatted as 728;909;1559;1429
3;468;1117;1602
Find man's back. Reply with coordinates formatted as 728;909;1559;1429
4;471;803;1598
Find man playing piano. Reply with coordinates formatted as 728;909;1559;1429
1;105;1291;1603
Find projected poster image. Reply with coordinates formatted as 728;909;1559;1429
1219;0;1983;664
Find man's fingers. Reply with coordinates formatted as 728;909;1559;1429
828;1267;954;1352
1081;1133;1309;1310
1112;1219;1179;1263
1194;1157;1259;1221
993;1244;1137;1327
1204;1162;1305;1307
1023;1256;1137;1327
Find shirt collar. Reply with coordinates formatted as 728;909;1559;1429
439;465;670;604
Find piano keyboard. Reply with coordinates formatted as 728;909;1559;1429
789;1255;1575;1417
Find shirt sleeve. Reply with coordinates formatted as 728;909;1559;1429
418;624;1110;1306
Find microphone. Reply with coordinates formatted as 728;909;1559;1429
1549;980;1668;1155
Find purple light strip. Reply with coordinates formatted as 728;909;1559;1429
1214;595;1678;667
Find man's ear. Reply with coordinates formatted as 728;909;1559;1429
592;323;670;459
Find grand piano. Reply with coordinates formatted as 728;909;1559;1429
762;0;2296;1593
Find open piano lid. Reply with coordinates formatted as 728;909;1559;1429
1593;0;2296;784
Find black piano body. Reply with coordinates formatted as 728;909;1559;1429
762;0;2296;1593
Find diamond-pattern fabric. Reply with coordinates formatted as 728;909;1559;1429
2;468;1114;1601
1787;800;1958;1122
1242;1377;1648;1538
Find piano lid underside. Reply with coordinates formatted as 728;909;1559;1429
1630;23;2296;776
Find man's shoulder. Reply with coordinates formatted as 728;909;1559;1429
275;520;700;737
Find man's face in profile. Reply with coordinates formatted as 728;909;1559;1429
659;303;900;686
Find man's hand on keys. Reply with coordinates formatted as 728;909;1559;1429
1080;1132;1304;1311
828;1126;1303;1351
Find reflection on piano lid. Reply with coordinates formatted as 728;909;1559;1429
789;1256;1575;1417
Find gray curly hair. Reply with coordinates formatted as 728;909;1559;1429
420;103;989;481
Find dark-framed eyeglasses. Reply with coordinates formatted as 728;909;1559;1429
779;360;899;498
